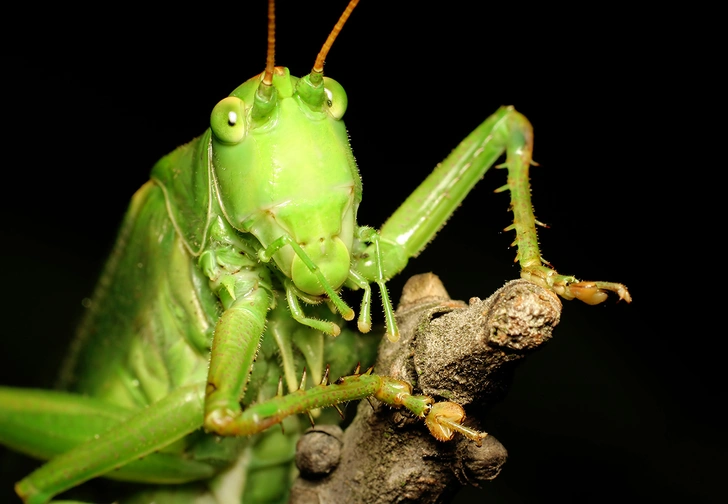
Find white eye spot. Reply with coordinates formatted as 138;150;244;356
228;111;238;126
325;88;333;107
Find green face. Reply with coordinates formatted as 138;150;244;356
209;68;361;295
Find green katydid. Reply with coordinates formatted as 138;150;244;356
0;1;632;503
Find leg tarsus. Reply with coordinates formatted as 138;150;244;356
425;402;488;447
521;265;632;304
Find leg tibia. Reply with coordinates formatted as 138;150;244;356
0;387;133;461
207;372;380;436
207;368;487;445
12;384;207;504
350;103;630;304
501;113;632;303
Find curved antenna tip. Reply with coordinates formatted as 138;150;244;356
312;0;360;74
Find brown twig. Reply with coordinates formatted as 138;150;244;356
291;274;562;503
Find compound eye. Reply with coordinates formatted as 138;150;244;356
210;96;247;144
323;77;347;120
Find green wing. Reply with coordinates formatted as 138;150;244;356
58;175;219;409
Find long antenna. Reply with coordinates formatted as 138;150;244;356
312;0;360;74
262;0;276;86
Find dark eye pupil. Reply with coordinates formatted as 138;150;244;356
227;110;238;127
327;100;333;107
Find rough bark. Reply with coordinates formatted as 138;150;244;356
290;274;562;504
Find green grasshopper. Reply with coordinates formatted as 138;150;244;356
0;1;631;503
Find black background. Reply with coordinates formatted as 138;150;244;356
1;2;717;503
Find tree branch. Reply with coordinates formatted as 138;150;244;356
290;274;563;503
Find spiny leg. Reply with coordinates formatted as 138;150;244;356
352;106;630;304
206;269;342;435
500;111;631;303
210;366;486;445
